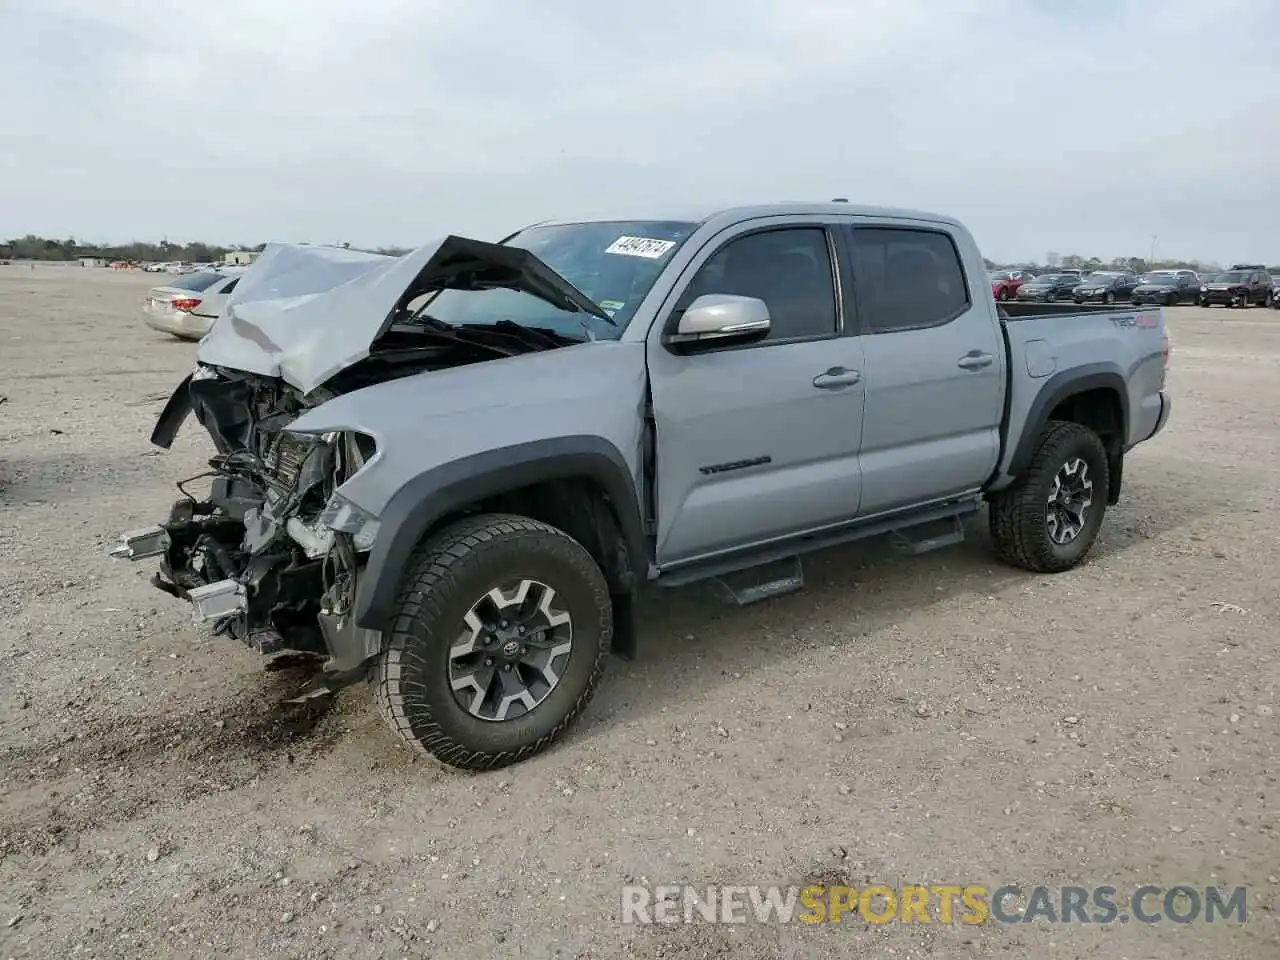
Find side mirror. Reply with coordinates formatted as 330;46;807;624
664;294;771;350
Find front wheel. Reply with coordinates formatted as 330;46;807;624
1104;292;1116;304
370;513;613;770
989;421;1109;573
998;288;1011;302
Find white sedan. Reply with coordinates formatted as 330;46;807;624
143;268;245;340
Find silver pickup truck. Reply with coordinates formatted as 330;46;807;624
111;202;1171;770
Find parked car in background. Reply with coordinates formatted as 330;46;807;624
143;268;245;340
989;269;1032;301
1131;270;1200;306
1016;272;1081;302
1199;268;1274;308
1073;271;1139;304
1270;274;1280;309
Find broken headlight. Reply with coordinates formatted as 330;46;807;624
318;492;381;551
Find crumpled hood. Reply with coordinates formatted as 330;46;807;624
196;235;609;396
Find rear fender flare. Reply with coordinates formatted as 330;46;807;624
353;436;647;632
1007;364;1129;481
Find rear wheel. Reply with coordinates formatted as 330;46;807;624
369;513;612;770
989;421;1109;573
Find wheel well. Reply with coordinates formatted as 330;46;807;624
438;477;635;595
1048;387;1124;501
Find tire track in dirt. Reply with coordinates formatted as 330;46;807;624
0;667;345;860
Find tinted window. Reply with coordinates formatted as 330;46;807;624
678;227;837;341
848;228;969;333
165;271;224;292
221;277;240;294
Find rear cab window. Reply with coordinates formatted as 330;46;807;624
844;227;971;333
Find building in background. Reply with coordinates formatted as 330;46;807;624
224;250;259;266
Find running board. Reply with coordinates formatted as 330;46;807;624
656;497;983;591
889;516;966;555
710;556;804;606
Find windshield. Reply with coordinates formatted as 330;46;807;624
412;220;698;340
1083;272;1117;283
1035;274;1067;283
1139;273;1175;285
164;271;225;292
1213;271;1248;282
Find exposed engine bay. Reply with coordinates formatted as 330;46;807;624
110;231;618;675
144;367;376;657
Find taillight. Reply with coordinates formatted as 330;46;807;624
1162;335;1170;368
171;298;201;311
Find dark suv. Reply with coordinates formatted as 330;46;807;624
1199;268;1274;308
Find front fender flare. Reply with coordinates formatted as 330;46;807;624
352;435;647;632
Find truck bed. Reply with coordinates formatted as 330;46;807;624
997;301;1138;320
990;301;1169;489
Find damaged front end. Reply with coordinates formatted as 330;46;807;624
111;365;382;677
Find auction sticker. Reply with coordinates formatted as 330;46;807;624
605;236;676;259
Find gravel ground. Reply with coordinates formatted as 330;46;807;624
1;263;1277;959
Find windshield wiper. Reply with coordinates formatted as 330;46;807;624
468;319;579;351
392;314;520;357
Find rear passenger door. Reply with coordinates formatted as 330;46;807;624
838;224;1004;518
647;222;866;565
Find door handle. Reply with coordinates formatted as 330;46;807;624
812;366;862;389
957;351;994;370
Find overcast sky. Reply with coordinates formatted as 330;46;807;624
1;0;1277;264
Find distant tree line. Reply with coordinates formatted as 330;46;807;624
0;236;414;262
3;234;1272;272
0;235;265;263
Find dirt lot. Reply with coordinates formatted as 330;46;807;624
0;263;1277;959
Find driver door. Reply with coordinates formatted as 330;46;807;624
645;221;865;566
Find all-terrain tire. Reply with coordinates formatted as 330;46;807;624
369;513;612;771
988;421;1109;573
